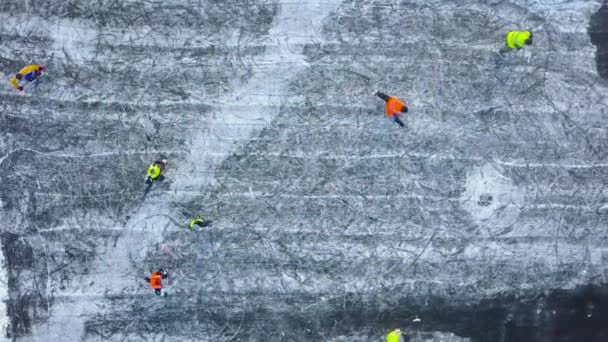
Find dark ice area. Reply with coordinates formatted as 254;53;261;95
590;1;608;80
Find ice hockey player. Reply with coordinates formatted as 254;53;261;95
145;269;169;296
10;64;45;92
387;328;406;342
146;159;168;185
189;217;213;231
499;31;533;55
375;91;408;127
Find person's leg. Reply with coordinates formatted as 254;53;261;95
155;289;161;296
498;45;511;55
375;91;390;102
394;116;405;127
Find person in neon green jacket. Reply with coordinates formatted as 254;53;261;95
499;31;533;55
146;159;168;186
387;328;405;342
189;217;213;231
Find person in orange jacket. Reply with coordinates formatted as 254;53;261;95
144;268;169;296
10;64;45;92
375;91;408;127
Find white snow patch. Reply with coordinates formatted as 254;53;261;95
0;239;9;342
0;14;97;64
47;20;97;64
172;0;340;190
461;163;524;228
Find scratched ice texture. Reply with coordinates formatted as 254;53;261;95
1;0;608;341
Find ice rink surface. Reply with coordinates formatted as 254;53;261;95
1;0;608;341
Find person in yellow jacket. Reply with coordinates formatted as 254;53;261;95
145;159;168;186
499;31;533;55
189;217;213;231
387;328;405;342
10;64;45;91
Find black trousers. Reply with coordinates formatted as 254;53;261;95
394;117;405;127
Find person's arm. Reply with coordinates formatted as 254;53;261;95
19;65;38;76
10;77;22;90
375;91;390;102
27;65;41;72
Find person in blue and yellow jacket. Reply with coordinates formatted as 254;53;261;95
10;64;45;91
499;31;533;55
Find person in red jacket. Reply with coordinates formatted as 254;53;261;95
375;91;408;127
145;269;168;296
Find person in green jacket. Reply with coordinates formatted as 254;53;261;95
146;159;168;185
386;328;405;342
499;30;533;55
189;217;213;231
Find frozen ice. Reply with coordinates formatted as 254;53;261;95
1;0;608;341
